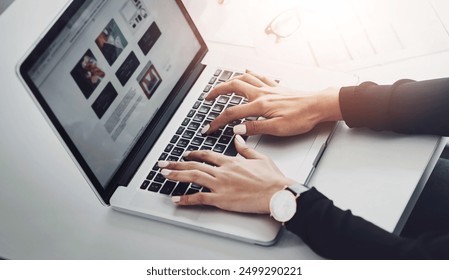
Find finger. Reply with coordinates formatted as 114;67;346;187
234;118;283;136
206;79;259;101
245;69;279;87
161;169;216;189
231;73;268;88
172;192;218;207
183;150;230;167
158;160;217;176
204;102;261;133
234;135;267;159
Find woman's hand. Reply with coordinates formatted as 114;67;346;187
202;70;343;136
158;135;296;214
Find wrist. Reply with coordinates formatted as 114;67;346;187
317;87;343;123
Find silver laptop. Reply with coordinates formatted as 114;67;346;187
18;0;347;245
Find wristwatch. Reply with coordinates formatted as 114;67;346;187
269;183;310;223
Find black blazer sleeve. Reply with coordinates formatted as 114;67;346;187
285;188;449;259
284;78;449;259
339;78;449;136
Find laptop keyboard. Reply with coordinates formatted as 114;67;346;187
139;69;251;196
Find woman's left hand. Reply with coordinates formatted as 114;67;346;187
158;135;296;214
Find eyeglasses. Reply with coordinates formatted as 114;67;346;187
265;9;301;43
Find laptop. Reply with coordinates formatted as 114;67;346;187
17;0;350;245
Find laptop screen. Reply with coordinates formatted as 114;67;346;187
20;0;205;195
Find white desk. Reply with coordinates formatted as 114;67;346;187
0;0;446;259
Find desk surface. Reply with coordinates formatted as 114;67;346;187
0;0;446;259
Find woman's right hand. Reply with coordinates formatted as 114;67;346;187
202;70;343;136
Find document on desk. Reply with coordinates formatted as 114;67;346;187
254;0;449;70
185;0;449;71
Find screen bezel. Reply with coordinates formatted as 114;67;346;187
18;0;208;204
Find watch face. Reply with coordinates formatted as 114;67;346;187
269;189;297;223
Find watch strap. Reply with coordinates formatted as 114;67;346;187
286;183;310;197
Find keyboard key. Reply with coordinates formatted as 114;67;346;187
209;77;217;84
164;144;174;153
182;130;195;139
217;96;230;104
177;138;189;148
167;156;179;162
223;127;234;136
160;181;177;195
154;173;166;183
203;99;214;106
170;135;179;143
193;101;201;109
187;145;200;151
202;120;211;127
193;113;206;122
140;180;150;190
191;183;203;190
204;85;212;92
148;182;162;192
198;92;207;101
207;112;219;120
198;106;210;114
172;182;190;196
172;147;185;156
146;171;156;180
204;137;217;146
200;145;212;150
218;135;232;144
213;144;226;153
176;126;185;135
152;163;159;171
209;129;223;138
224;142;238;156
214;69;222;76
191;137;204;146
229;119;242;127
159;153;168;160
232;72;243;78
182;118;190;126
219;70;233;81
212;104;225;112
186;188;200;195
187;121;201;131
230;96;242;105
202;187;211;193
187;109;195;118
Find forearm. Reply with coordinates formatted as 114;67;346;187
339;78;449;136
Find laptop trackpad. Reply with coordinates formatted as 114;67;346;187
250;123;333;184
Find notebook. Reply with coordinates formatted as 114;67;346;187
18;0;352;245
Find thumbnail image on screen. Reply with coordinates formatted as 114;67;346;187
70;49;105;99
95;19;128;66
137;60;162;99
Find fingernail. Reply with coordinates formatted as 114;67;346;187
183;151;191;158
161;169;172;176
158;161;169;168
201;124;210;134
235;134;246;145
171;196;181;203
233;124;246;135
